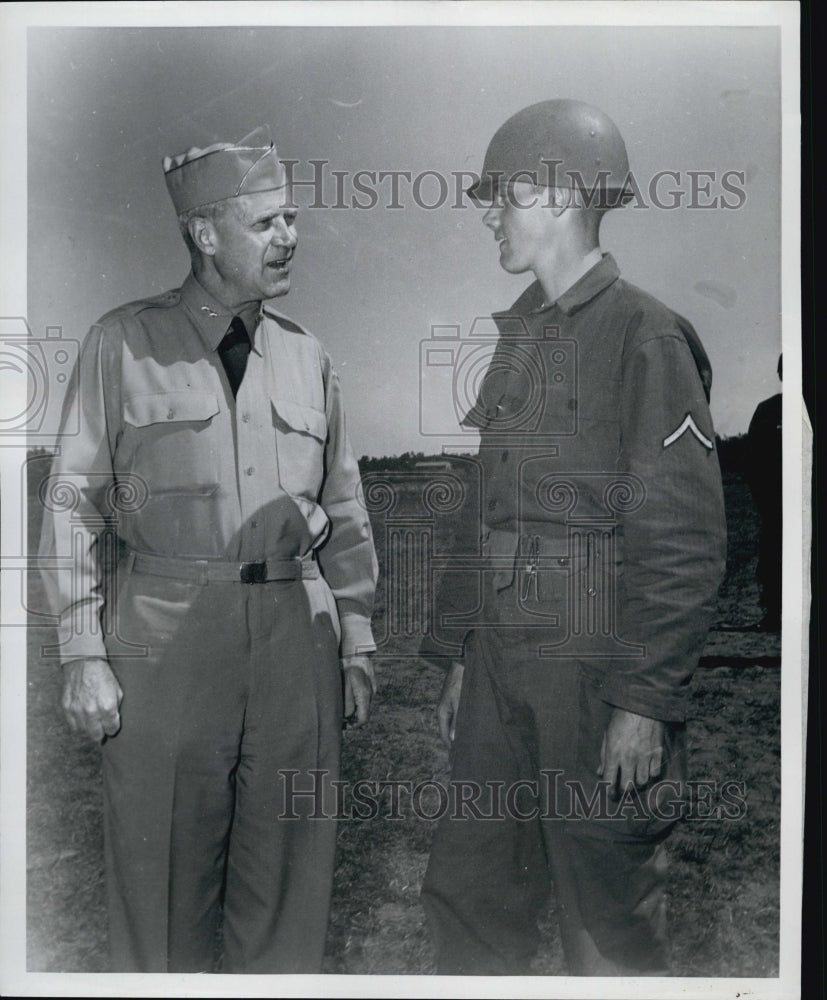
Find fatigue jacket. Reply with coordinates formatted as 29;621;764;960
423;254;726;722
39;273;377;664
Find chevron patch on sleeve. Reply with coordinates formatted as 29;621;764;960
662;412;714;450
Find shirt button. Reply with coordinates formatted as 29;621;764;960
558;558;568;566
251;519;259;528
246;466;255;476
586;587;597;597
242;413;250;423
167;409;175;419
501;450;509;462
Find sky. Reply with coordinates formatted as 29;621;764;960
25;21;783;458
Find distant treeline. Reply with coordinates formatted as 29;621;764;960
26;436;751;482
359;435;750;477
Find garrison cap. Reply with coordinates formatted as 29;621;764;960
162;125;288;215
468;99;632;207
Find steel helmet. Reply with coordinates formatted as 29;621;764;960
467;99;632;207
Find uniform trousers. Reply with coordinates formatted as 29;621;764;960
101;560;342;973
422;586;686;976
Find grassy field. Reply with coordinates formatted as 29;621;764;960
25;458;781;975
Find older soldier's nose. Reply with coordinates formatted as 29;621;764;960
272;217;297;247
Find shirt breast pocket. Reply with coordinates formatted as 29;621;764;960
271;398;328;500
122;391;221;496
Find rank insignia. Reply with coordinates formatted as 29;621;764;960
662;412;714;450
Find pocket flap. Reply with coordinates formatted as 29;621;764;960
272;399;327;442
124;392;220;427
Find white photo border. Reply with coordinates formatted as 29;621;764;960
0;2;804;998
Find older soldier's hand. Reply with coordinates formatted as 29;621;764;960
597;706;665;797
437;660;465;747
62;657;123;742
342;655;374;727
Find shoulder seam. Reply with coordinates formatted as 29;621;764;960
261;305;312;337
625;329;688;352
96;288;182;326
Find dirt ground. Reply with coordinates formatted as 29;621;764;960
25;459;782;975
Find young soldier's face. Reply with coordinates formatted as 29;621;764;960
210;188;298;306
482;181;557;276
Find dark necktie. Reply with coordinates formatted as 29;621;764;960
218;315;251;398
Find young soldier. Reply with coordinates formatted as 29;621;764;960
422;100;727;975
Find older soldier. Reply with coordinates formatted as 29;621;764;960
39;127;377;973
421;100;727;975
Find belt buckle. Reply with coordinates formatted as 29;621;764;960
240;561;267;584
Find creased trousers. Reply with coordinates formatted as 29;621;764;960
101;562;342;973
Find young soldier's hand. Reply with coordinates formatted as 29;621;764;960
597;706;665;797
437;661;465;747
61;657;123;743
342;656;374;727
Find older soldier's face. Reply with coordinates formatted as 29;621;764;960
210;188;298;305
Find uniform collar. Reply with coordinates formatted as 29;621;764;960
180;273;263;354
499;252;621;325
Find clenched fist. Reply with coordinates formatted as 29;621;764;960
62;657;123;742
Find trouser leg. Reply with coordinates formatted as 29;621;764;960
423;641;682;975
103;572;343;973
221;578;342;974
538;669;682;975
422;639;549;975
102;575;248;972
544;827;670;975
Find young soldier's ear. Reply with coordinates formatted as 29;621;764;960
543;185;573;216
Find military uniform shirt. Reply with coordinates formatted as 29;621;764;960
422;253;726;722
40;273;378;664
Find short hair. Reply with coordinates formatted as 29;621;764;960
177;200;233;258
557;185;610;242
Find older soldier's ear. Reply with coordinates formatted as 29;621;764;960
188;215;219;257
